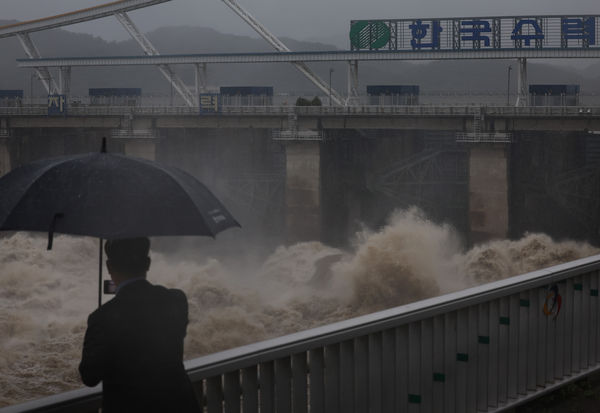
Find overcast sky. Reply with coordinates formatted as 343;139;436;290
3;0;599;47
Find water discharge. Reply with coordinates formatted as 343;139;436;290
1;208;598;406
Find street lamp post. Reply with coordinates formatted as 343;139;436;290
329;68;334;106
506;65;512;106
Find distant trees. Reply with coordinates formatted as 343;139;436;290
295;96;322;106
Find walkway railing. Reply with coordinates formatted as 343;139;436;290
3;254;600;412
0;105;599;117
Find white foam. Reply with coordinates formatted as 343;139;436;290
1;210;597;406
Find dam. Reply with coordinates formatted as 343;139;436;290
1;2;600;411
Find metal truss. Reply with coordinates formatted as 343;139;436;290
222;172;285;219
194;63;208;94
59;66;71;97
0;0;172;39
114;12;196;107
346;60;360;106
367;147;469;210
16;33;59;94
516;58;528;107
548;165;600;228
219;0;345;106
1;0;185;103
17;48;600;68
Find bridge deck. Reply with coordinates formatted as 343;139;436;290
1;105;599;132
14;48;600;67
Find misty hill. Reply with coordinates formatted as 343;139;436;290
0;22;598;97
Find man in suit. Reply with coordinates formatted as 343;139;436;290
79;237;200;412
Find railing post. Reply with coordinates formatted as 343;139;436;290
340;341;355;413
224;371;241;413
536;287;548;387
408;323;421;413
259;362;275;413
292;352;308;413
432;316;445;412
381;329;396;413
443;313;457;412
526;289;539;390
354;336;369;412
572;276;583;373
421;319;434;413
477;302;490;411
499;296;512;403
242;366;258;413
206;376;223;413
467;306;478;412
309;348;325;413
275;357;292;412
325;344;340;413
564;279;575;375
590;272;600;365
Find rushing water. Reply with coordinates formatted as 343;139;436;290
1;208;598;407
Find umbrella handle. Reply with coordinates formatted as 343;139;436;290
47;213;64;250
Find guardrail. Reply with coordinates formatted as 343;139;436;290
456;131;513;143
3;254;600;413
0;105;599;117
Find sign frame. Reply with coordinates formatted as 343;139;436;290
350;15;598;53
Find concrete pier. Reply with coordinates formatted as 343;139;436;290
123;139;156;160
285;142;321;243
468;145;509;243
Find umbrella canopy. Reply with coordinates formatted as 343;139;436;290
0;144;240;307
0;150;239;243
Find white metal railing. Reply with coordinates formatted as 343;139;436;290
456;131;513;143
3;254;600;413
0;105;599;118
110;128;160;139
271;129;323;141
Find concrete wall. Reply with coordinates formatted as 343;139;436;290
156;128;286;244
509;131;598;244
285;142;321;243
4;125;598;247
8;112;600;132
123;139;156;160
469;145;509;243
320;130;370;246
0;139;10;177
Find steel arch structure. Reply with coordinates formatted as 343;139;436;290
0;0;345;106
0;0;172;38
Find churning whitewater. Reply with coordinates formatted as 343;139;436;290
1;208;598;406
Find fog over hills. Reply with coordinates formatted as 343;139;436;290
0;22;598;97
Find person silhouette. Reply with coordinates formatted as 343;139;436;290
79;237;200;412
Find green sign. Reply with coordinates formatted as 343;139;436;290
350;21;391;49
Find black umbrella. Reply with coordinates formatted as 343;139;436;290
0;139;240;306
